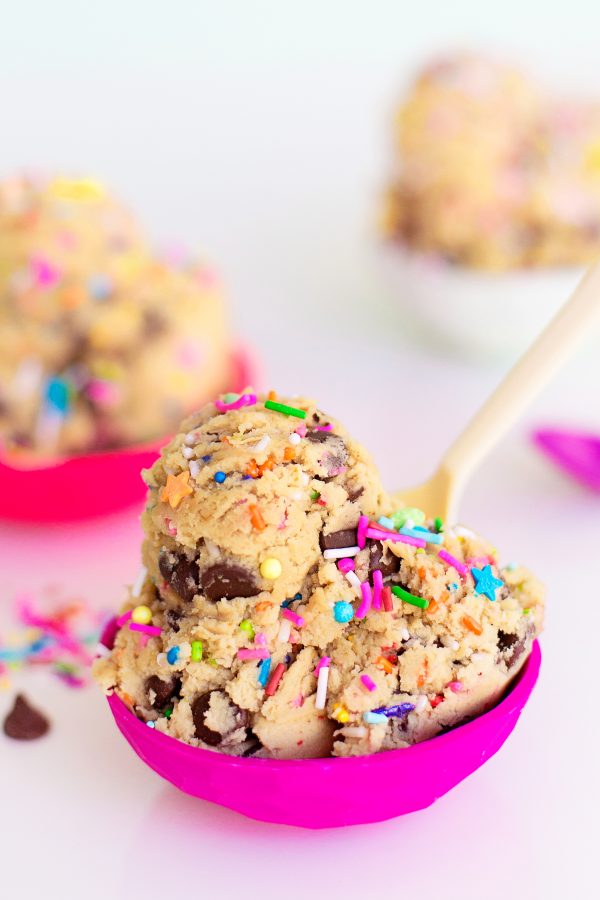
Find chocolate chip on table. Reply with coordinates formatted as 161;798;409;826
159;550;200;603
191;692;223;746
145;676;181;710
319;528;359;551
201;563;259;601
3;694;50;741
368;542;401;578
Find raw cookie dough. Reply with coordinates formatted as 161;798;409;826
0;175;232;457
383;53;600;270
94;393;545;759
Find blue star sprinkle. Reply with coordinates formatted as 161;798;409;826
471;565;503;601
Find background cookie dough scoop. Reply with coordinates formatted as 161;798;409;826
101;262;600;828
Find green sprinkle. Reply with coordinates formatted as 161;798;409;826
207;657;218;667
239;619;255;640
191;640;203;662
391;506;426;529
434;517;444;533
523;608;531;615
163;705;173;719
222;392;239;404
264;400;307;419
310;490;321;500
391;585;429;610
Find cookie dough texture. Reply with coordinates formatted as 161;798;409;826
0;175;231;457
94;394;545;759
383;53;600;270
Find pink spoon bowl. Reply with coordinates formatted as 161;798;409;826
0;345;257;523
533;427;600;493
106;639;541;829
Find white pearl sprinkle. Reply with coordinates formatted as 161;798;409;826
182;447;194;459
156;653;167;667
189;460;201;479
400;628;411;642
289;432;301;445
184;433;197;446
252;435;271;453
414;695;428;713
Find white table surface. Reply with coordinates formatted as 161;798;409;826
1;4;599;898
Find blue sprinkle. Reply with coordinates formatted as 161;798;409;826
378;516;396;531
284;654;292;664
280;599;293;609
214;471;227;484
146;720;156;729
334;600;354;623
400;526;443;545
448;582;458;591
372;702;415;718
294;593;302;601
258;657;272;687
45;377;70;415
87;273;113;300
242;475;253;480
202;455;212;462
363;711;387;725
29;637;50;653
166;646;180;665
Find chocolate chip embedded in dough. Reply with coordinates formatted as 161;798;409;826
305;430;330;443
201;563;259;601
159;550;200;603
346;485;364;502
319;528;359;551
3;694;50;741
497;630;527;669
145;676;181;710
368;541;401;578
191;692;223;746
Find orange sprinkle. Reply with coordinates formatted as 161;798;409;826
245;459;260;479
418;567;427;579
427;599;439;615
417;674;425;688
462;614;483;636
259;453;276;475
375;655;394;674
249;504;266;532
119;692;134;708
255;601;273;612
267;390;277;401
283;447;295;462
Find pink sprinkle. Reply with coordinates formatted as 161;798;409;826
337;557;355;573
139;635;151;648
361;674;377;692
438;549;469;578
129;623;161;636
214;392;257;413
466;555;495;568
30;256;61;289
237;647;269;660
357;515;369;549
355;581;372;619
295;424;307;438
315;656;331;673
448;681;464;693
117;610;133;627
165;517;177;537
372;570;383;610
366;527;426;549
86;379;121;408
282;609;305;627
254;632;267;646
313;423;333;432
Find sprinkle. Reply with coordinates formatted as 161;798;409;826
215;392;257;413
391;585;429;609
361;674;377;692
375;655;394;674
202;455;212;463
249;504;267;532
310;490;321;501
31;256;61;289
315;656;331;673
252;435;271;454
434;517;444;533
357;515;369;549
131;605;152;625
382;586;393;612
166;646;180;664
182;447;194;459
163;705;173;719
260;558;282;580
184;432;197;446
390;507;425;529
188;460;200;479
264;400;306;419
333;601;354;623
372;702;415;718
378;516;396;530
400;628;410;641
367;527;426;549
430;694;445;708
337;558;355;573
239;619;255;640
282;609;304;627
461;614;483;636
344;570;362;596
414;695;428;713
146;720;156;729
277;619;292;643
323;546;360;560
448;681;464;693
191;641;203;662
523;607;531;615
87;273;113;300
372;570;383;610
45;377;70;415
355;581;372;619
116;610;133;627
283;447;295;461
254;632;267;646
265;662;286;695
401;526;443;544
160;470;193;509
289;432;301;445
437;549;469;577
341;726;367;738
472;565;503;601
295;424;307;438
214;471;227;484
237;647;269;660
315;664;330;709
332;703;349;723
363;711;387;725
258;657;271;686
131;566;148;599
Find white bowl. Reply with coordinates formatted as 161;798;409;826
379;246;584;360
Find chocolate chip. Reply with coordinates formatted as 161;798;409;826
242;729;264;757
201;563;259;601
306;430;330;443
142;309;167;338
497;630;519;652
165;608;183;632
191;692;224;746
159;550;200;603
497;630;527;669
3;694;50;741
346;485;364;502
145;676;181;710
368;542;401;578
320;528;358;551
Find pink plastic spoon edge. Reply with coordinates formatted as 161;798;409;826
105;634;541;829
532;427;600;492
0;345;258;522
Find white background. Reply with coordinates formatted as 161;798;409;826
1;3;599;898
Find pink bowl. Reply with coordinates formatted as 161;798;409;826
0;346;257;523
106;640;541;828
